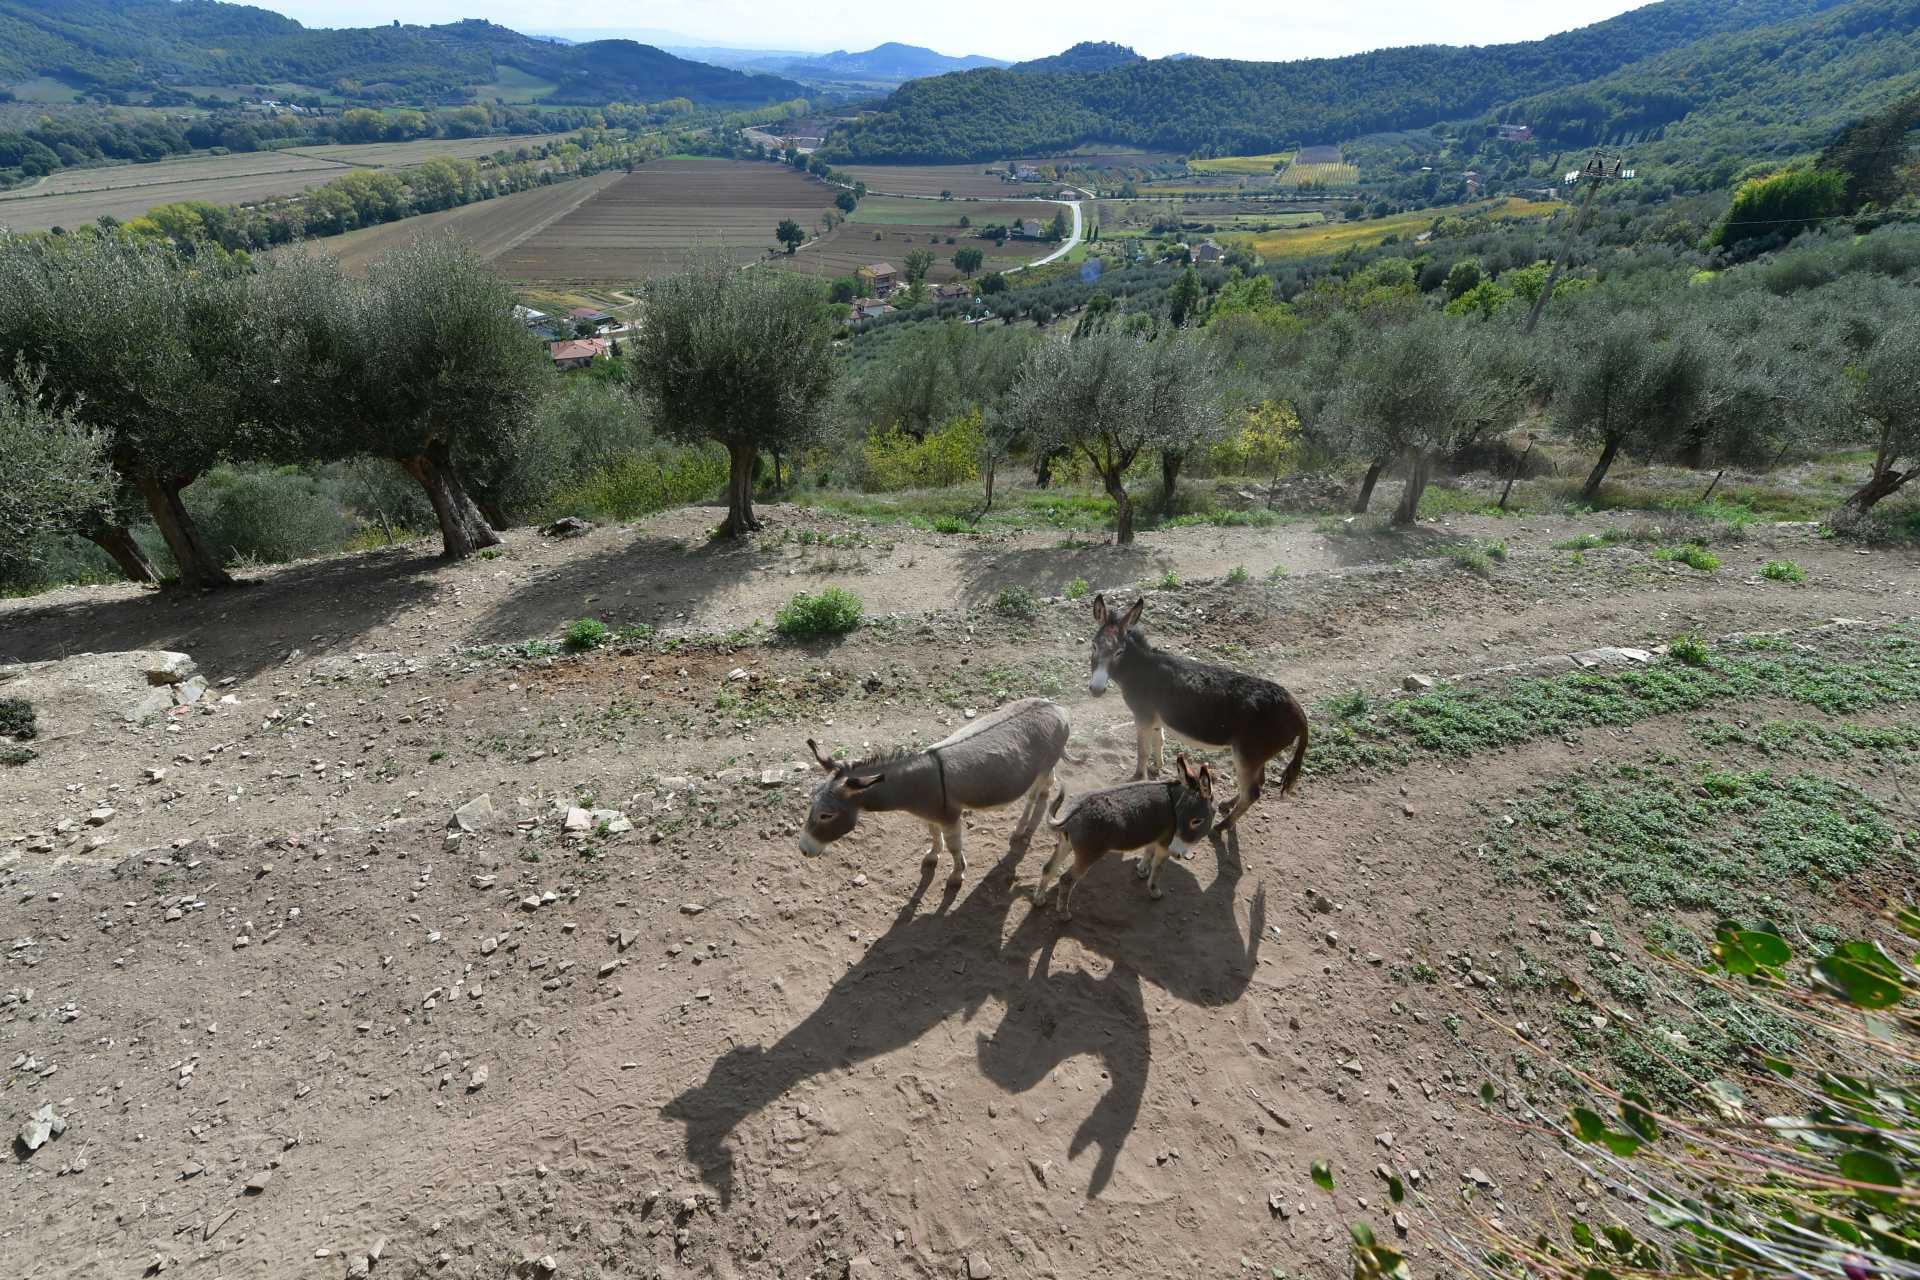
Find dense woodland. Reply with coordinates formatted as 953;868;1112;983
822;0;1907;173
0;0;804;105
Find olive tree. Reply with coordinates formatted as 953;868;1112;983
629;258;838;537
0;231;255;588
1324;315;1527;525
1546;304;1711;499
1004;329;1223;544
1842;311;1920;514
348;239;549;557
0;370;114;573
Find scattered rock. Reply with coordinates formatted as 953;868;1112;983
144;653;198;686
244;1170;272;1194
450;794;495;833
541;516;592;538
680;903;705;916
563;807;591;833
1402;674;1435;692
468;1064;489;1092
1588;930;1606;949
16;1102;64;1154
966;1255;992;1279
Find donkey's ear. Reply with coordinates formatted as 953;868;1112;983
1091;593;1108;625
807;738;836;772
1174;753;1195;784
1122;597;1145;630
844;773;884;792
1197;763;1215;797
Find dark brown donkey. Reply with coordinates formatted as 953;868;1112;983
1085;594;1308;832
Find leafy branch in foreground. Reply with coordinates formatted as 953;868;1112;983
1459;909;1918;1280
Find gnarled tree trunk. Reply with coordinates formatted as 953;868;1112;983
719;441;763;537
1033;447;1062;489
1582;435;1624;500
1352;458;1386;514
1844;464;1915;514
399;439;501;559
135;470;234;589
86;523;159;584
1392;449;1432;526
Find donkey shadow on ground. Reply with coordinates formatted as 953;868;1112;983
661;830;1261;1203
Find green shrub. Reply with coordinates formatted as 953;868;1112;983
0;696;36;740
928;514;968;534
1225;564;1250;585
1451;546;1492;575
1669;632;1710;667
1153;569;1180;590
1063;577;1090;601
182;465;356;567
1761;559;1807;582
1553;533;1604;551
1326;689;1369;719
775;587;863;638
1654;544;1720;571
1485;540;1508;561
0;743;33;766
550;446;728;521
992;584;1039;619
861;410;984;492
1267;564;1290;580
563;619;610;651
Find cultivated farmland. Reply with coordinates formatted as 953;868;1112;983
1277;146;1359;189
308;171;627;275
1188;151;1295;175
0;131;584;233
836;162;1036;199
488;159;842;283
1237;195;1562;258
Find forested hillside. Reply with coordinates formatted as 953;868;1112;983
820;0;1854;162
1505;0;1920;188
0;0;805;106
1009;42;1145;74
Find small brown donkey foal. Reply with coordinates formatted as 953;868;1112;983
1034;755;1218;918
1085;594;1308;833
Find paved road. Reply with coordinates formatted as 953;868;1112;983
1007;199;1082;273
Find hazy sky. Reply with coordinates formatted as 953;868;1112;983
245;0;1655;62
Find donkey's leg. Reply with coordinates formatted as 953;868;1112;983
1014;769;1052;841
1145;843;1172;899
1135;849;1153;880
1214;748;1267;834
1058;852;1095;920
921;822;946;870
1035;831;1075;904
943;821;966;887
1132;721;1155;780
1152;724;1167;774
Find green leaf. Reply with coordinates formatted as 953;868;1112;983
1740;930;1791;966
1598;1130;1642;1158
1837;1148;1903;1190
1763;1056;1796;1077
1386;1174;1404;1203
1620;1094;1662;1142
1814;951;1907;1009
1479;1081;1495;1104
1571;1107;1608;1142
1350;1221;1376;1247
1570;1220;1596;1251
1581;1270;1619;1280
1893;905;1920;940
1311;1159;1334;1192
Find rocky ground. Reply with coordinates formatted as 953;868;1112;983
1;498;1915;1280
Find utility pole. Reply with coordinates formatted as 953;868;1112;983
1522;154;1629;335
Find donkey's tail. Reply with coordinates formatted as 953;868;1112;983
1280;697;1310;797
1046;786;1069;827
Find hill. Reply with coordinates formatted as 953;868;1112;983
778;43;1008;82
1505;0;1920;188
1010;41;1145;74
0;0;806;106
819;0;1856;162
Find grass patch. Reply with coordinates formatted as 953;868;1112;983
1668;633;1709;667
775;587;863;638
0;743;34;766
0;696;37;740
1553;533;1605;551
1451;540;1506;574
1306;625;1920;774
1063;578;1090;601
1760;559;1807;582
1652;543;1720;571
1151;569;1180;590
1225;564;1250;585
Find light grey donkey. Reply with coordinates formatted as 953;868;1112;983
1033;755;1217;919
799;697;1070;887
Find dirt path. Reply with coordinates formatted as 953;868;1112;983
1;504;1915;1279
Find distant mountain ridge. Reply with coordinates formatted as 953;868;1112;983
0;0;807;106
821;0;1863;162
782;43;1008;80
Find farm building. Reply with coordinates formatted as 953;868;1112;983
1494;123;1535;142
857;263;899;296
569;306;614;328
549;337;611;370
850;298;893;321
1012;219;1044;239
512;305;548;328
1193;239;1225;264
934;282;973;301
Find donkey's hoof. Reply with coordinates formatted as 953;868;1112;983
945;873;964;890
1211;819;1235;837
921;851;940;869
1149;884;1164;900
1134;859;1151;880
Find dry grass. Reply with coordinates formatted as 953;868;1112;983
1238;195;1563;258
1188;152;1295;175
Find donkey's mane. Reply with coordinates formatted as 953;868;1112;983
845;743;920;772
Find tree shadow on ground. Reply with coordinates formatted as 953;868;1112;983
1318;520;1484;570
466;532;759;645
953;542;1176;607
661;833;1261;1203
0;545;444;683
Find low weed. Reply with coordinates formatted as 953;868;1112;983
0;696;37;740
1225;564;1250;585
1760;559;1807;583
1063;578;1090;601
0;743;34;766
775;587;863;638
563;619;609;652
1668;632;1709;667
1151;569;1180;590
1267;564;1290;580
1652;543;1720;571
1552;533;1604;551
992;584;1039;619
